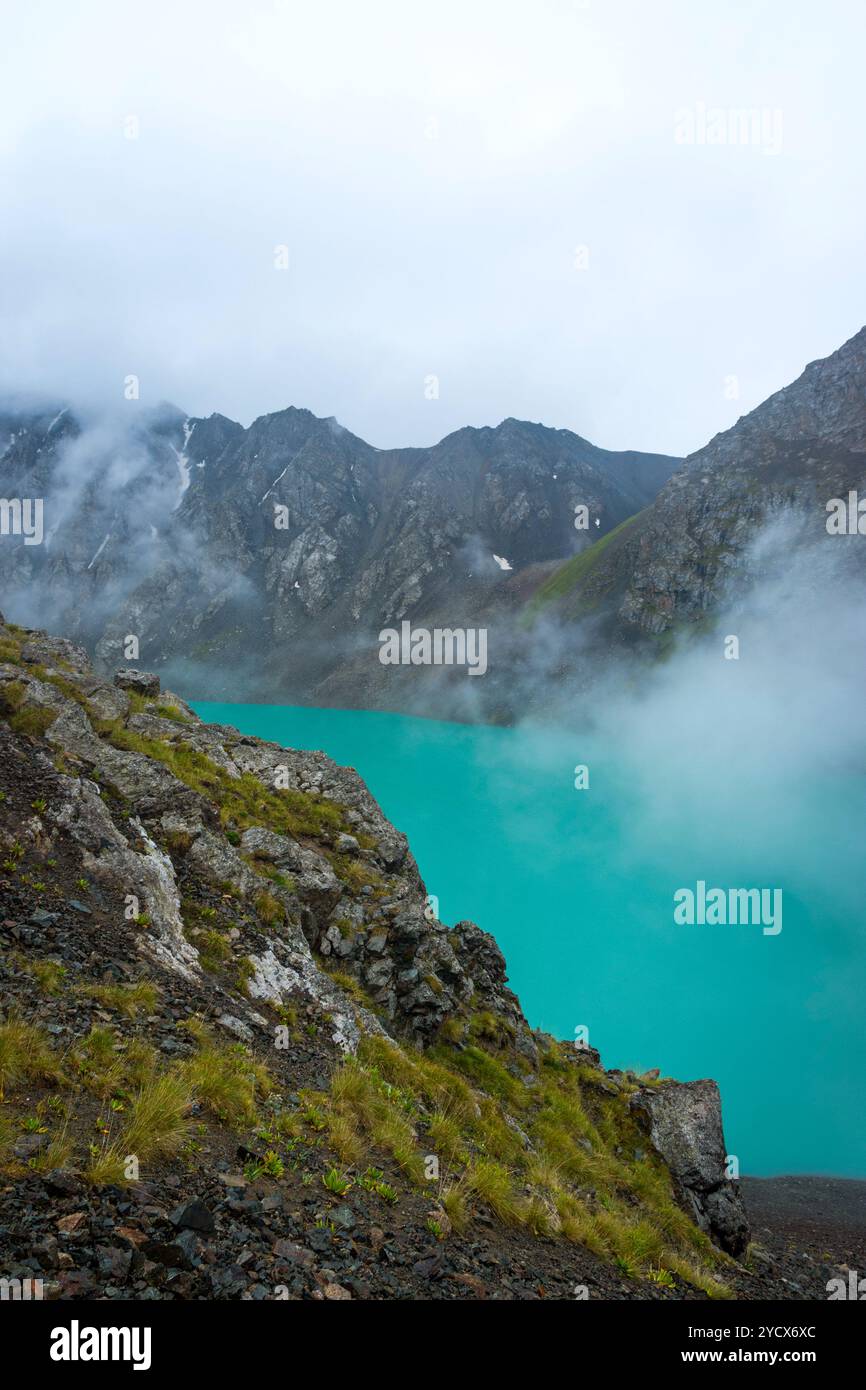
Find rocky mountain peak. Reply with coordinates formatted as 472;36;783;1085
690;323;866;471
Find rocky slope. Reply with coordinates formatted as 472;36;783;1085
528;325;866;653
0;402;678;717
1;614;860;1301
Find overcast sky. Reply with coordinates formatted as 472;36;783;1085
1;0;864;455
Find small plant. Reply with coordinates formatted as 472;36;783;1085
248;1149;285;1179
27;1126;73;1174
19;1114;48;1133
31;797;47;813
301;1103;326;1131
322;1167;353;1196
426;1217;444;1239
372;1179;397;1204
261;1145;284;1178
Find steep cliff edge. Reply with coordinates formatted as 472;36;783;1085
0;614;764;1299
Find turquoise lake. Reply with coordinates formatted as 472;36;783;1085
194;700;866;1178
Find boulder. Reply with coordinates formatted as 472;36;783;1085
630;1078;750;1255
114;668;161;697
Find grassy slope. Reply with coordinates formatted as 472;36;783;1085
522;512;641;622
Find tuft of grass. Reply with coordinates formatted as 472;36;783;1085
329;854;385;894
179;1022;271;1126
325;1054;425;1184
661;1252;733;1299
0;638;23;663
165;829;193;855
0;675;62;737
119;1072;193;1159
71;1028;160;1102
439;1178;471;1233
83;981;159;1019
427;1109;466;1167
15;956;68;996
192;929;233;973
254;889;284;927
0;1014;63;1098
86;1072;193;1185
153;703;192;724
326;1110;365;1165
10;706;59;739
435;1043;527;1109
324;967;374;1009
438;1016;467;1045
466;1158;525;1227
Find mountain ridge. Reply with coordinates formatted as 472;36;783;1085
0;398;680;713
2;324;865;719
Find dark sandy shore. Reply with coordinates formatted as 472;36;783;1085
731;1176;866;1298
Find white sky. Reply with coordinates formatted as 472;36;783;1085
1;0;864;454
